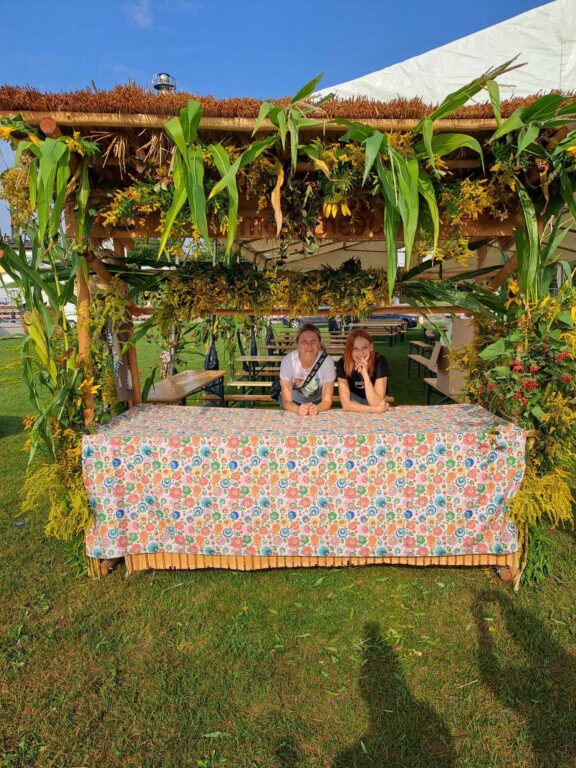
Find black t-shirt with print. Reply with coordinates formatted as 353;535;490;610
336;353;391;399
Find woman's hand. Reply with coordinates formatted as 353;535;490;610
298;403;310;417
355;361;370;379
308;403;319;417
374;399;389;413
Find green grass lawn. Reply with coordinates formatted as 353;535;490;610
0;332;575;768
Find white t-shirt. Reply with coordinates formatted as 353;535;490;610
279;351;336;404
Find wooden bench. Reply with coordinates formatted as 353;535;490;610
408;340;433;355
407;342;441;378
423;377;466;405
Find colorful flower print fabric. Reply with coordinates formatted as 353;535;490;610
84;404;524;560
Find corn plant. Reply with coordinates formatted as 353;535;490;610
0;234;85;461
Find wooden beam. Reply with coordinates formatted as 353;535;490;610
489;253;518;289
39;115;62;138
86;205;525;243
0;110;499;134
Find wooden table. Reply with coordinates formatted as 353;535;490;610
146;370;226;405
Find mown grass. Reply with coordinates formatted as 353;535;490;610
0;333;575;768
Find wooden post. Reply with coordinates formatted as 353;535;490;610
76;261;95;427
113;239;142;405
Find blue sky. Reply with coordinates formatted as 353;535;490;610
0;0;551;236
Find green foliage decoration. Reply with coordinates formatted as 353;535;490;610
153;258;388;337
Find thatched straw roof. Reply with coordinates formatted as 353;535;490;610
0;83;554;121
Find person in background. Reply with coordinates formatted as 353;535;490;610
337;329;390;413
279;324;335;417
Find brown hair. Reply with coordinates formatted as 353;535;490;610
342;330;376;377
295;323;325;352
295;323;322;343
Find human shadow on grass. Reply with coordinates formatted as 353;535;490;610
473;590;576;768
0;415;24;438
332;622;456;768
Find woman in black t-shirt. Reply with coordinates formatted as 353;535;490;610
336;330;391;413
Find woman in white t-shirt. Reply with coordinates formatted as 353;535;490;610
279;324;336;417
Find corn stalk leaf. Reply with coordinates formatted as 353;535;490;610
391;151;419;269
486;79;501;125
210;144;239;257
74;159;91;241
184;145;209;245
252;102;278;136
291;73;323;104
415;133;484;170
383;204;400;299
363;131;385;184
417;58;521;128
517;123;540;157
36;139;69;242
158;155;187;257
420;117;435;172
417;169;439;255
209;136;275;200
515;179;540;300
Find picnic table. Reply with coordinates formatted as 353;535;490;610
84;404;523;578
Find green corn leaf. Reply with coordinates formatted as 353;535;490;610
210;144;239;257
50;149;71;238
559;169;576;221
239;135;277;168
75;160;91;241
294;117;328;129
291;73;324;104
252;101;276;136
417;169;440;255
383;204;400;299
277;109;287;149
522;93;566;124
419;58;521;125
289;115;299;172
515;180;540;300
36;138;68;242
209;136;275;200
164;115;188;157
337;120;374;143
420;117;435;170
415;133;484;170
517;122;540;156
486;79;501;125
158;167;187;257
184;144;210;245
179;100;202;144
363;131;385;184
490;107;527;141
395;154;420;268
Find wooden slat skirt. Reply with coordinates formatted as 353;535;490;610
111;551;518;574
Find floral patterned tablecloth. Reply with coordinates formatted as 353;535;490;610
84;404;524;560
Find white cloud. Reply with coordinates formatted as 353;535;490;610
125;0;153;28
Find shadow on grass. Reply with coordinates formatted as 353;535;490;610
332;622;456;768
473;590;576;768
0;415;24;438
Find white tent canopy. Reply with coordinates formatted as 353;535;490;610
316;0;576;104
